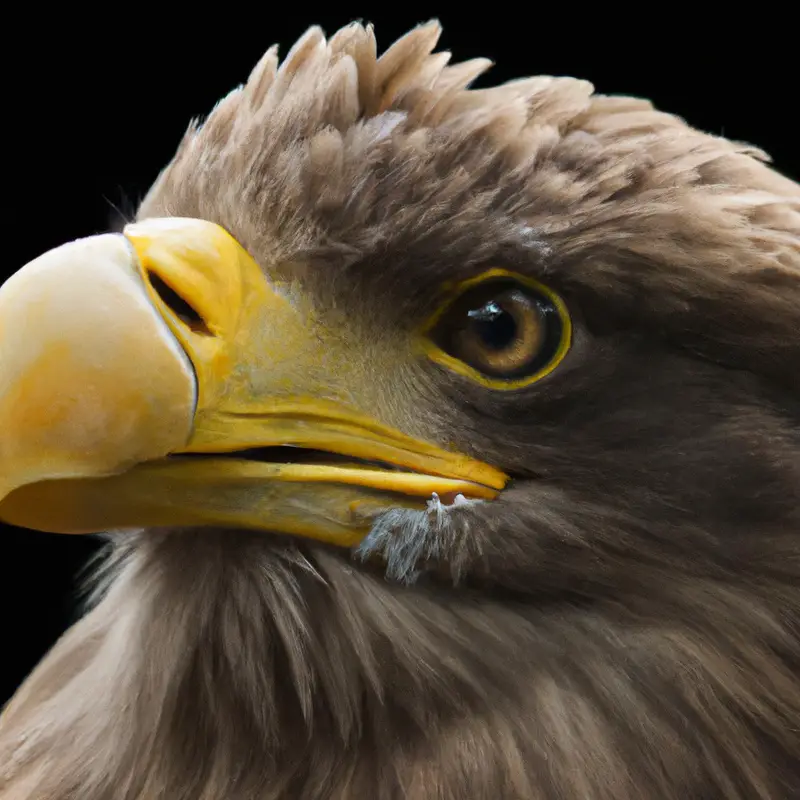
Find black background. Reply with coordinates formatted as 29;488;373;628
2;10;796;706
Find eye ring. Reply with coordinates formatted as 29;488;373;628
420;268;572;390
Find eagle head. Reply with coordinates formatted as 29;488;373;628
1;22;798;800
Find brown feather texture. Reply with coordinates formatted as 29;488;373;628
2;21;799;800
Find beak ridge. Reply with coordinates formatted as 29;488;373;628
0;233;196;500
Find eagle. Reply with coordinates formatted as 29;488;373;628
0;21;798;800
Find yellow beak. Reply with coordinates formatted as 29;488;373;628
0;219;507;546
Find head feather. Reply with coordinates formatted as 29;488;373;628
139;22;800;393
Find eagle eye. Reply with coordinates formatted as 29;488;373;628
422;269;571;388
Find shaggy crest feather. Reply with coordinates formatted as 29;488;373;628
140;23;799;394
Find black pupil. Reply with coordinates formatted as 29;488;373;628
468;300;517;351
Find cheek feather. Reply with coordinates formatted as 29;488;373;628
356;492;485;583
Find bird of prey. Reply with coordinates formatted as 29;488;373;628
0;21;798;800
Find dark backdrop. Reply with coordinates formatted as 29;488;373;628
2;10;796;706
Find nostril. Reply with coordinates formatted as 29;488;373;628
147;273;211;335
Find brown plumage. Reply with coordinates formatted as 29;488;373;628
2;21;800;799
